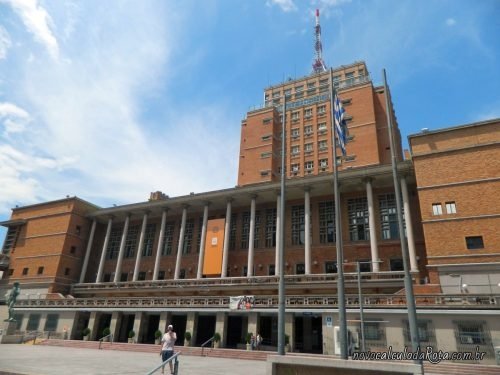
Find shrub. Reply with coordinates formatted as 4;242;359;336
128;330;135;339
213;332;221;343
82;328;91;337
155;330;163;339
102;327;111;337
285;334;290;345
184;331;192;341
245;332;253;344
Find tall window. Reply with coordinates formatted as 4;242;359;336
379;194;399;240
318;140;328;150
229;214;237;251
27;314;41;331
296;263;305;275
305;143;313;152
124;225;139;258
291;205;305;245
325;261;337;273
142;223;156;256
305;161;314;171
241;212;250;250
318;122;327;132
348;198;370;241
265;208;277;248
182;219;194;254
106;227;123;260
446;201;457;214
196;217;203;253
304;125;313;135
254;211;261;249
291;145;300;155
319;201;335;243
161;222;175;255
432;203;443;215
44;314;59;332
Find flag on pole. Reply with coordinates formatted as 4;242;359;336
334;93;348;155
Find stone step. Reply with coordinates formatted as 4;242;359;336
423;363;500;375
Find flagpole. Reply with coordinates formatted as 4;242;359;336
277;93;287;356
329;68;348;360
382;69;421;364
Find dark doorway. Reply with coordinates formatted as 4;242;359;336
97;313;112;340
294;316;304;352
195;315;216;346
72;312;90;340
259;315;277;346
116;314;135;343
171;314;187;346
144;314;160;344
226;316;244;348
311;316;323;353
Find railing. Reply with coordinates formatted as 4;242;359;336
145;352;180;375
98;333;113;349
71;272;408;293
21;330;43;344
200;336;214;357
15;293;500;310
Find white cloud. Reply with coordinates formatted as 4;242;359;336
267;0;297;12
0;26;12;59
1;0;59;59
446;18;457;26
0;102;31;136
0;102;30;119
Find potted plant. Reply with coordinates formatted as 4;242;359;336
102;327;111;342
245;332;253;351
82;327;91;341
155;329;163;345
285;334;290;352
184;331;192;346
128;330;135;343
213;332;221;348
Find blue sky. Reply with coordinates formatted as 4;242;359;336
0;0;499;239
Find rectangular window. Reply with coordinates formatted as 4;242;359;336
76;225;81;235
241;212;250;250
262;117;272;124
8;269;13;276
161;222;175;255
229;214;237;251
103;273;111;282
106;227;123;260
284;88;292;99
379;194;399;240
37;266;44;275
319;158;328;168
318;140;328;150
432;203;443;216
120;272;128;282
138;271;146;281
27;314;41;331
158;270;165;280
317;105;326;115
345;72;355;85
142;223;156;256
179;269;186;279
182;219;194;254
348;197;370;241
364;322;381;340
269;264;275;276
261;152;272;158
262;134;272;141
124;225;139;258
319;201;335;244
304;125;313;135
446;201;457;214
359;261;372;272
305;161;314;171
22;267;28;275
70;246;76;254
296;263;305;275
295;85;303;92
254;211;261;249
466;236;484;250
44;314;59;332
64;268;70;276
390;258;404;271
291;145;300;155
304;143;313;152
272;91;280;98
291;163;300;172
14;314;23;330
332;75;341;88
291;205;305;245
291;128;300;138
291;111;300;121
304;108;313;118
325;261;337;273
196;217;203;253
456;321;488;345
265;209;277;248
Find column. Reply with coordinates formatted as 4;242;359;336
322;312;335;355
174;206;188;279
88;311;100;341
247;196;256;277
304;189;311;274
79;219;96;283
197;203;209;279
114;214;130;282
247;312;258;337
215;312;227;348
153;209;168;281
110;311;122;341
96;217;113;283
285;313;294;352
133;212;149;281
221;199;232;278
132;312;145;344
158;311;171;334
275;195;280;276
185;312;197;345
401;177;418;272
366;178;380;272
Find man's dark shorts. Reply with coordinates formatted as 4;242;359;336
162;350;174;362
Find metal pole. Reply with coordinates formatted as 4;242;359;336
357;262;366;352
329;68;348;359
382;69;421;363
277;94;287;356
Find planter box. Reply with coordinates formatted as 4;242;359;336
83;336;89;341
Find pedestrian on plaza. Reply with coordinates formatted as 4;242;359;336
256;333;262;350
160;324;177;375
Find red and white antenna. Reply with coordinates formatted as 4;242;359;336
312;8;327;74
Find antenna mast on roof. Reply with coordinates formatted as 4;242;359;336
312;9;327;74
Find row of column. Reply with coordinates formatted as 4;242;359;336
79;177;417;283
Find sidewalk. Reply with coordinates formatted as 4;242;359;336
0;345;267;375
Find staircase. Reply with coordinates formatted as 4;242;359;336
37;340;499;373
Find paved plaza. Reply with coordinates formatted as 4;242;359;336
0;345;267;375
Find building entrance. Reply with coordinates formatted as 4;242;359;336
259;315;277;346
226;315;246;348
195;315;216;346
171;314;187;346
116;314;134;342
295;315;323;354
143;314;160;344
